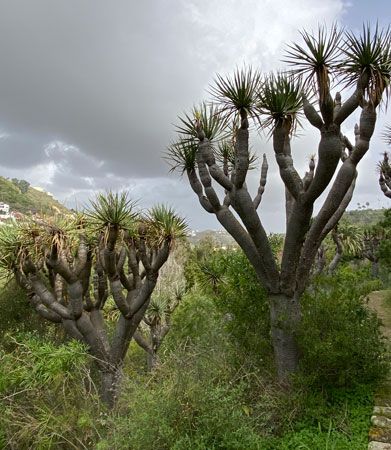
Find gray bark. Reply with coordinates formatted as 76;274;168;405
269;294;301;380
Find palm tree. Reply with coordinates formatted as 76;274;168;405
0;193;187;407
166;24;391;381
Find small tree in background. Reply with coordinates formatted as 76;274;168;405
379;125;391;197
167;25;391;381
11;178;30;194
134;245;188;370
0;193;187;406
316;222;363;274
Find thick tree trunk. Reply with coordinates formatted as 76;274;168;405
371;260;379;278
100;365;123;408
147;351;160;371
269;293;301;382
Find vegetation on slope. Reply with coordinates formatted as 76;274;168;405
0;176;68;215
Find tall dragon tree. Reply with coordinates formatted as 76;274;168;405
167;25;391;381
0;193;187;406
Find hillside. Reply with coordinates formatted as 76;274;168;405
343;208;386;227
188;208;388;245
0;177;68;215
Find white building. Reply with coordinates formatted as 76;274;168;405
0;202;10;219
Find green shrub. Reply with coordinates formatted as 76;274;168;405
188;247;271;367
0;280;54;341
0;333;104;449
299;267;387;388
107;346;268;450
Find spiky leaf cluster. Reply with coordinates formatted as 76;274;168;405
146;295;169;322
215;140;258;171
258;73;304;133
0;222;23;273
146;205;188;247
86;191;138;231
166;103;228;173
0;217;82;274
210;66;262;119
284;25;342;99
339;25;391;104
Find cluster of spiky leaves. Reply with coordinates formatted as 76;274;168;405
284;24;342;100
378;151;391;178
258;73;305;133
86;191;138;231
213;139;258;171
284;24;391;104
145;205;188;247
0;222;23;273
340;25;391;104
210;66;262;120
175;103;228;143
336;222;364;257
146;295;169;322
167;103;228;173
0;216;81;274
0;194;187;276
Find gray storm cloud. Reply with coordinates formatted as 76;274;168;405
0;0;388;231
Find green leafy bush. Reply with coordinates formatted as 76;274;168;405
0;333;104;449
299;267;387;387
0;280;51;340
188;247;271;367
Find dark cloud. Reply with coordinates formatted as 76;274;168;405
0;0;388;231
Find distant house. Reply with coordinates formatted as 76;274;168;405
0;202;10;220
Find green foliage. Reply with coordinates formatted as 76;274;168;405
258;72;304;132
11;178;30;194
343;208;385;227
0;333;88;393
0;333;103;450
0;280;51;340
165;292;223;349
0;176;67;215
209;249;271;363
378;209;391;269
299;267;387;388
103;322;374;450
284;24;342;92
340;24;391;104
210;66;262;119
184;246;271;365
147;204;188;242
86;191;138;230
108;347;266;450
175;103;228;143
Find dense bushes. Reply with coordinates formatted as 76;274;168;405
189;248;271;365
0;333;103;449
189;247;386;387
0;280;53;341
0;242;388;449
299;267;386;387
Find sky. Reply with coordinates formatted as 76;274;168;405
0;0;389;232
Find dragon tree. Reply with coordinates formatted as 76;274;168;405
0;193;187;406
379;125;391;197
134;246;187;370
167;25;391;381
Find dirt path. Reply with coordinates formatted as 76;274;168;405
367;290;391;449
368;290;391;341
